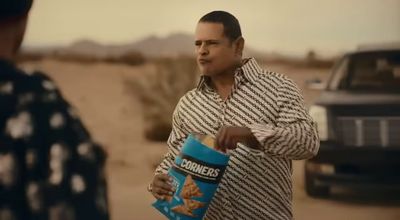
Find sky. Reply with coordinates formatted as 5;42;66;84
24;0;400;56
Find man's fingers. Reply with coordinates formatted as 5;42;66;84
216;127;227;151
153;192;167;200
228;137;240;150
224;134;233;149
153;187;174;196
157;174;172;183
216;128;223;150
155;180;174;191
154;174;174;188
218;127;239;151
150;174;175;200
151;183;174;200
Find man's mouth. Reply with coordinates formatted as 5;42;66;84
198;59;211;65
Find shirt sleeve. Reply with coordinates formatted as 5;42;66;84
155;98;188;175
249;78;320;160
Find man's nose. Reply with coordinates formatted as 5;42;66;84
197;44;208;56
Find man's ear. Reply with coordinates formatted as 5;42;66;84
234;37;245;56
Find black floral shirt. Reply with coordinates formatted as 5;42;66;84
0;59;109;220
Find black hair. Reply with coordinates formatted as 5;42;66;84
199;11;242;41
0;0;33;21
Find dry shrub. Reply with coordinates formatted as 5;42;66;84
16;51;45;63
264;57;335;69
103;51;146;66
54;51;146;66
18;50;146;66
53;52;100;64
125;57;198;141
117;51;146;66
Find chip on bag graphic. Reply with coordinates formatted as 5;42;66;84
170;175;206;217
152;134;230;220
183;199;205;211
180;175;203;199
171;205;194;217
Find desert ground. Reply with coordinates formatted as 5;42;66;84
20;59;400;220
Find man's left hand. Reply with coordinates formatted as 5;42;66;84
215;126;261;152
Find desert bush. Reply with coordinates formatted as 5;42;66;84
103;51;146;66
52;52;101;64
16;51;45;63
117;51;146;66
124;57;198;141
305;50;336;68
48;50;146;66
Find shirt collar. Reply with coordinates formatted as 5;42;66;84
196;57;262;92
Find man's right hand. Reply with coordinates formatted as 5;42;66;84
150;174;175;200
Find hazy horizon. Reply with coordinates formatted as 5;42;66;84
24;0;400;56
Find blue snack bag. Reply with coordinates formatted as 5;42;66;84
153;134;230;220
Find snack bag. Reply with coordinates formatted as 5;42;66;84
153;134;230;220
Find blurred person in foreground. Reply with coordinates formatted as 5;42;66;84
149;11;319;219
0;1;109;219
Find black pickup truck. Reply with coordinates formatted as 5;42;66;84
305;47;400;197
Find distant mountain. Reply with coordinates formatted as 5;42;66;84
25;32;269;59
66;39;111;57
125;33;195;57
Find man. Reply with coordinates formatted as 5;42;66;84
150;11;319;220
0;1;109;219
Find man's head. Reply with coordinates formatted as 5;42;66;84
195;11;244;77
0;0;33;21
199;11;242;43
0;0;33;60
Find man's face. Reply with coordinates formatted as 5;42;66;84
14;16;28;53
195;22;240;76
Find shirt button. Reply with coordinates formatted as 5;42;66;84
235;195;241;201
223;199;230;206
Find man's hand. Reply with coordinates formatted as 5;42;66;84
150;174;175;200
215;126;261;152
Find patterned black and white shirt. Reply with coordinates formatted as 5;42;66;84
0;59;109;220
156;58;319;220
